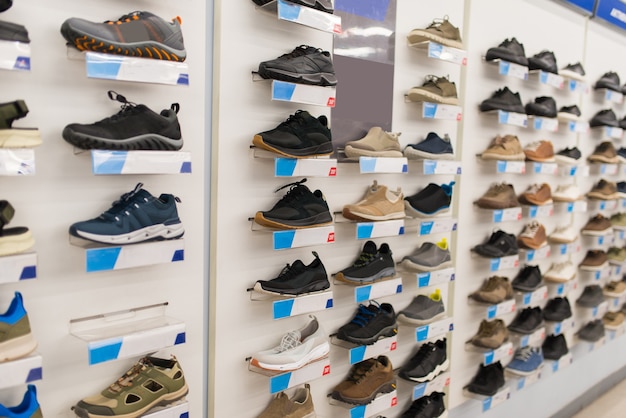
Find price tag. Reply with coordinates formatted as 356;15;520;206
568;79;588;94
532;162;558;175
498;111;528;127
422;103;462;120
539;71;564;88
486;299;516;319
417;268;455;288
483;342;513;365
496;161;526;174
493;207;522;223
423;160;462;175
568;121;589;133
533;117;559;132
605;89;624;104
418;219;457;236
499;61;528;80
490;255;520;272
427;42;467;66
606;127;624;139
521;286;548;306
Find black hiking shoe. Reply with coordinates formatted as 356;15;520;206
0;20;29;43
335;241;396;284
479;87;525;114
473;230;519;258
62;91;183;151
467;362;505;396
508;307;544;334
337;302;398;345
576;285;604;308
0;0;11;12
485;37;528;66
528;50;557;73
258;45;337;86
512;265;543;292
399;338;448;383
557;105;582;120
525;96;557;118
542;334;568;359
543;297;572;322
404;182;455;218
253;110;332;158
400;392;446;418
251;0;334;13
253;251;330;296
577;319;605;342
590;109;619;128
594;71;621;92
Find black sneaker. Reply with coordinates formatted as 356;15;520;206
251;0;334;13
254;178;332;229
557;105;582;121
590;109;620;128
594;71;621;92
467;362;505;396
508;307;544;334
337;302;398;345
576;285;604;308
0;0;11;12
528;50;558;74
542;334;568;360
335;241;396;284
485;37;528;66
404;182;455;218
620;116;626;130
512;265;543;292
617;148;626;163
252;110;332;158
400;392;446;418
555;147;582;165
258;45;337;87
479;87;525;114
253;251;330;296
399;339;449;383
543;297;572;322
559;62;586;80
525;96;557;118
0;20;29;43
62;91;183;151
577;319;605;342
473;230;519;258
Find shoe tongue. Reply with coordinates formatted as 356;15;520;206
362;241;377;255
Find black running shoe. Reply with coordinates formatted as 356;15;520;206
525;96;557;118
251;0;334;13
560;62;586;80
0;0;11;12
555;147;582;164
557;105;582;120
467;362;505;396
479;87;525;114
62;91;183;151
543;297;572;322
258;45;337;87
620;116;626;130
542;334;568;359
404;182;455;218
528;50;557;74
508;307;544;334
400;392;446;418
577;319;605;342
60;11;186;62
485;37;528;66
254;178;333;229
335;241;396;284
473;230;519;258
594;71;621;92
337;302;398;345
512;265;542;292
590;109;619;128
576;285;604;308
399;339;449;383
253;110;332;158
0;20;29;43
253;252;330;296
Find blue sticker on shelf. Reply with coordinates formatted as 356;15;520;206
19;266;36;280
418;273;430;288
93;151;127;174
359;158;377;173
493;210;503;223
428;42;444;59
175;332;186;345
86;247;122;272
270;372;292;394
413;382;426;399
356;224;374;240
496;161;507;173
181;413;189;418
272;81;297;101
487;305;497;319
355;286;372;303
416;325;429;341
420;222;434;235
423;160;436;175
275;158;298;176
278;0;302;20
484;351;494;365
490;258;500;271
87;59;122;79
180;162;192;173
273;230;296;250
350;405;368;418
562;0;596;13
349;345;367;364
499;61;510;76
422;102;437;118
14;56;30;71
273;299;295;319
89;339;123;365
25;367;42;383
177;74;189;86
326;299;334;309
172;250;185;262
482;397;492;412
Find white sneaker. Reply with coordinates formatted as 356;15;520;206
552;184;582;202
543;261;576;282
549;225;578;243
251;316;329;371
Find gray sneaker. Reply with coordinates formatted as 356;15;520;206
399;238;452;272
397;289;445;325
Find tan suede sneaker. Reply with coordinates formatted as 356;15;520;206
469;276;514;304
344;127;402;159
475;183;519;209
524;140;554;162
407;75;459;105
519;183;552;205
480;135;525;161
588;141;618;164
343;184;405;221
258;384;315;418
582;214;613;236
587;179;619;200
602;311;625;330
579;249;609;271
332;356;396;405
407;16;463;49
470;319;509;349
517;221;547;249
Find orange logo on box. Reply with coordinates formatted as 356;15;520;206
327;232;335;243
323;365;331;375
327;97;336;107
390;341;397;351
391;397;398;406
329;167;337;176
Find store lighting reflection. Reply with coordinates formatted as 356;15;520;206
339;26;394;38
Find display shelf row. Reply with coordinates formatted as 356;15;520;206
487;110;622;136
408;40;467;66
0;40;30;72
486;59;589;93
489;161;622;177
255;0;342;34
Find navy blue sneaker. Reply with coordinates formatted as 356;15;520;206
0;385;42;418
505;346;543;376
69;183;184;244
403;132;454;160
618;182;626;199
618;147;626;164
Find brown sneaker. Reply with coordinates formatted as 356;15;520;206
581;214;613;236
517;221;547;249
588;141;619;164
407;75;458;105
587;179;619;200
480;135;525;161
475;183;519;209
607;247;626;263
344;127;403;159
524;140;555;162
258;384;315;418
518;183;552;205
579;249;609;271
604;280;626;297
470;319;509;349
602;311;625;330
407;16;463;49
332;356;396;405
343;183;405;221
469;276;514;304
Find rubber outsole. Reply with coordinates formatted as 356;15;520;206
71;222;184;245
254;212;333;230
397;311;446;326
485;51;528;67
403;147;454;160
407;31;463;49
334;268;396;285
401;358;449;382
0;332;37;362
344;146;403;159
251;342;330;371
0;229;35;256
63;128;183;151
0;128;42;148
342;207;405;222
480;152;525;161
252;281;330;297
399;259;452;272
404;201;450;218
252;134;333;158
258;68;337;87
333;380;397;405
407;88;459;105
337;323;398;345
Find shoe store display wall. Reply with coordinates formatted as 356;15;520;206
1;0;208;417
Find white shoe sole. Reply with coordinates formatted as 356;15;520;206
406;88;459;105
403;147;454;160
397;311;446;325
554;156;581;165
407;31;463;49
0;129;42;148
480;152;525;161
344;146;403;159
557;113;582;122
559;69;585;81
404;201;450;218
253;342;330;371
343;209;406;222
581;228;613;236
0;332;37;362
579;262;609;271
400;259;452;272
0;230;35;256
406;359;450;382
74;222;184;245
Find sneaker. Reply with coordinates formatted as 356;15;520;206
552;184;582;202
610;212;626;227
0;385;42;418
525;96;557;118
588;141;618;164
342;183;405;221
331;356;396;405
607;247;626;263
524;140;554;162
403;132;454;160
337;302;398;345
479;87;525;114
335;241;396;284
404;182;455;218
399;339;449;383
73;356;187;418
252;0;334;13
69;183;184;244
619;148;626;164
469;319;509;349
0;20;30;43
257;384;316;418
506;346;544;376
480;135;525;161
517;222;547;250
590;109;619;128
508;307;544;334
399;238;452;272
252;316;329;371
621;116;626;130
467;362;505;396
0;100;41;148
602;311;625;330
555;147;582;164
344;127;402;159
557;105;582;121
397;289;446;325
543;261;576;282
62;91;183;151
485;37;528;66
518;183;552;206
528;50;558;73
579;250;609;271
0;292;37;362
559;62;586;81
407;75;459;105
475;183;519;209
257;45;336;86
548;225;578;244
577;319;605;342
253;252;329;297
582;214;613;236
543;297;572;321
603;280;626;297
619;182;626;198
594;71;621;92
469;276;514;304
0;200;35;257
400;392;446;418
254;179;332;229
512;265;543;291
587;179;619;200
61;11;186;61
406;16;463;49
0;0;11;12
577;285;605;308
542;334;568;360
473;230;519;258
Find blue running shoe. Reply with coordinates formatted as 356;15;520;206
403;132;454;160
69;183;184;244
0;385;43;418
506;346;543;376
0;291;37;362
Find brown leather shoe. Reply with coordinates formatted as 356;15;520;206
481;135;525;161
582;214;613;236
332;356;396;405
476;183;519;209
588;141;618;164
470;319;509;349
469;276;514;304
524;140;554;162
587;179;619;200
579;249;608;271
519;183;552;205
518;221;548;249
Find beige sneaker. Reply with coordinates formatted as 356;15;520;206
602;311;625;330
480;135;525;161
343;184;405;221
258;384;315;418
407;16;463;49
475;183;519;209
407;75;458;105
344;127;402;159
587;179;619;200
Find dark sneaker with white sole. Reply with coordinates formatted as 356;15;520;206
555;147;582;164
400;392;446;418
594;71;620;92
508;307;544;334
334;241;396;284
397;289;445;325
252;0;334;13
258;45;337;86
557;105;582;121
404;182;455;218
337;302;398;345
69;183;184;244
399;338;448;383
403;132;454;160
525;96;557;118
590;109;619;128
253;252;330;297
528;50;557;74
63;91;183;151
473;230;518;258
485;38;528;66
479;87;525;113
0;20;29;43
560;62;585;80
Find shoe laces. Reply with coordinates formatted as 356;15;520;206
95;91;140;125
277;111;308;132
424;15;450;30
349;303;380;327
423;74;450;87
274;178;309;206
347;360;378;384
100;183;148;222
109;357;152;392
278;45;318;59
274;330;302;353
105;11;142;25
514;346;535;361
352;250;376;267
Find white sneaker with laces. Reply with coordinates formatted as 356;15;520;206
549;225;578;243
552;184;582;202
543;262;576;282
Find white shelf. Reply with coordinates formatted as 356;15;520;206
256;0;342;34
409;40;467;65
415;267;455;288
274;157;337;177
524;204;555;219
270;79;336;107
481;342;514;366
355;219;404;240
0;252;37;283
566;79;589;94
604;126;624;139
607;292;626;312
566;120;589;133
464;386;511;412
411;371;451;400
496;160;526;174
558;164;589;177
516;327;546;348
545;319;575;336
415;316;453;342
496;110;528;127
590;163;619;176
91;150;191;175
512;369;542;392
530;162;558;175
341;390;398;418
485;299;516;320
489;255;520;272
354;277;403;303
0;353;42;390
272;291;334;320
416;218;457;236
548;352;573;373
491;59;529;80
598;88;624;105
336;335;398;365
490;207;522;223
359;157;408;174
248;356;330;394
0;40;30;71
557;200;587;213
552;238;581;255
419;160;462;175
531;116;559;132
547;279;578;297
530;70;565;89
521;245;551;263
517;286;548;307
416;102;462;121
143;402;189;418
0;149;35;175
273;225;335;250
